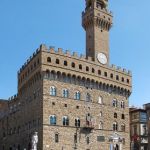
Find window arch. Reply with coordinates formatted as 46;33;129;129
50;86;56;96
116;75;119;80
121;101;125;108
64;60;67;66
99;121;103;130
62;116;69;126
114;113;117;118
79;64;82;70
75;118;80;127
98;70;101;75
110;73;113;79
86;136;90;144
72;62;75;68
112;99;117;107
86;66;89;72
56;59;60;64
47;57;51;63
122;114;125;119
62;89;69;98
122;77;124;82
50;115;56;125
121;124;125;132
74;91;80;100
100;111;103;117
92;68;95;73
113;122;118;131
55;133;59;143
98;96;103;104
86;93;91;102
104;72;107;77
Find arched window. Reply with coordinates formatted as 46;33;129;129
75;118;80;127
116;75;119;80
121;124;125;132
122;114;125;119
56;59;60;64
92;68;95;73
114;113;117;118
121;101;125;108
50;71;56;80
74;91;80;100
55;133;59;143
86;136;90;144
127;79;130;84
86;93;91;102
122;77;124;82
62;89;69;98
98;96;103;104
74;133;77;143
47;57;51;63
98;70;101;75
100;111;103;117
113;122;118;131
79;64;82;70
50;86;56;96
110;73;113;79
72;62;75;68
104;72;107;77
64;60;67;66
50;115;56;125
62;116;69;126
99;121;103;130
112;99;117;107
86;66;89;71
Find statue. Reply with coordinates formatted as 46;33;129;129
31;132;38;150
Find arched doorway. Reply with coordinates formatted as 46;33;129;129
114;144;119;150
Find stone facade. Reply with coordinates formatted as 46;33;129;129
0;0;132;150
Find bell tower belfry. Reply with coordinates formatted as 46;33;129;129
82;0;113;65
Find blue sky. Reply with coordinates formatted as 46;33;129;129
0;0;150;107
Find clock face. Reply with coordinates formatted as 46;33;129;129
97;53;107;65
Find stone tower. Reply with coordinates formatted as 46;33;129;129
82;0;112;65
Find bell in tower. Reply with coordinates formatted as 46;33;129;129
82;0;112;65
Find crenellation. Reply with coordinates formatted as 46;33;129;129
111;64;116;69
40;44;48;51
87;56;94;61
49;46;55;53
27;58;30;63
58;48;63;54
65;50;71;56
128;70;132;75
33;52;36;57
72;52;78;58
117;66;121;70
36;48;40;53
123;68;127;73
80;54;86;59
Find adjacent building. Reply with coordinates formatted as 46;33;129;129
130;107;148;150
144;103;150;150
0;0;132;150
